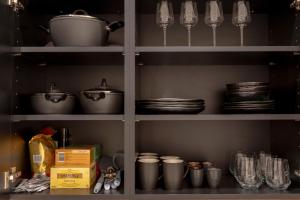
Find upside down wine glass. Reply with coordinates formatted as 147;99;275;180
204;0;224;47
156;0;174;46
232;0;251;46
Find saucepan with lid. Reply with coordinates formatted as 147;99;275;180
80;78;123;114
46;10;124;46
31;83;75;114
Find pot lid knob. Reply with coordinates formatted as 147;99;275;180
99;78;109;89
48;82;61;93
72;9;89;15
49;82;56;92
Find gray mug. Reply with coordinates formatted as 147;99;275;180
163;159;188;191
138;158;160;190
207;168;222;189
113;152;124;170
190;168;204;188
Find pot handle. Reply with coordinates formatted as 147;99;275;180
183;165;190;179
72;9;89;15
45;94;67;103
83;92;106;101
106;21;125;32
38;25;50;34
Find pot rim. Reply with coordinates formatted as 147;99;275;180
81;90;123;95
32;92;75;96
50;15;104;23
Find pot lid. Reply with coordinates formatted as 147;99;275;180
33;83;73;96
50;10;100;23
83;79;123;94
51;14;100;21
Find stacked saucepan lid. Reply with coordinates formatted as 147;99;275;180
41;10;124;46
223;82;275;113
31;79;123;114
136;98;205;114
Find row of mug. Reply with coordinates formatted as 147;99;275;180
136;153;223;190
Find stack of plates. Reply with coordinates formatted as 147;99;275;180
224;82;275;113
136;98;205;114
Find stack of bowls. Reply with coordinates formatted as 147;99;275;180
223;82;275;113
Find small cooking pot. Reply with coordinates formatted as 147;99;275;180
80;79;123;114
48;10;124;46
31;83;75;114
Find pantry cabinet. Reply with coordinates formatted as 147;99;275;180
1;0;300;199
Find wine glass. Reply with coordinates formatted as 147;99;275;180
204;0;224;47
180;0;198;47
232;0;251;46
156;0;174;46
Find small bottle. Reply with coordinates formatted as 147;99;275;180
52;128;71;148
60;128;71;148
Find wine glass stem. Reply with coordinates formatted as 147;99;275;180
163;26;167;46
240;25;245;46
212;25;217;47
187;26;192;47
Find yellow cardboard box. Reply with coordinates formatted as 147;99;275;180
50;162;96;189
55;146;95;166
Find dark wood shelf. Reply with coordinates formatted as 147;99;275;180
10;188;126;200
135;176;300;199
135;114;300;121
11;46;124;53
11;115;124;122
136;46;300;53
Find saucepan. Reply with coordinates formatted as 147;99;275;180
40;10;124;46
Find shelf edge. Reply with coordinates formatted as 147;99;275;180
11;115;124;122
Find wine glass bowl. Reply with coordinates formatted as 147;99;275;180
156;0;174;46
180;0;199;46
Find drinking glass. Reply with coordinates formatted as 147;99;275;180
180;0;199;46
204;0;224;47
229;151;245;176
156;0;174;46
236;155;263;189
265;158;291;190
258;151;272;181
232;0;251;46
